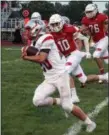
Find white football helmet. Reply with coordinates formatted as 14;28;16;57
49;14;64;32
31;12;41;21
25;20;45;40
85;4;98;18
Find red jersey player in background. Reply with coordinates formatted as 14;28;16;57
48;14;108;103
81;4;108;83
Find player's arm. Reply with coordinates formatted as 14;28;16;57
103;18;108;33
80;24;91;36
22;49;50;63
22;35;53;63
73;30;91;59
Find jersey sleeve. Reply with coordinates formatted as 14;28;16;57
81;17;88;26
40;35;54;50
64;24;77;33
101;14;108;23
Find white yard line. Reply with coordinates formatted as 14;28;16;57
63;97;108;135
2;59;22;64
4;48;21;51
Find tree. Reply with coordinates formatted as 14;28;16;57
54;2;63;14
27;1;56;21
103;2;109;15
21;1;93;23
54;1;92;24
67;1;92;23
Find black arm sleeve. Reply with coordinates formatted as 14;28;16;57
40;49;50;54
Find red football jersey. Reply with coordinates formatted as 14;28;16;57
81;13;108;43
51;24;77;57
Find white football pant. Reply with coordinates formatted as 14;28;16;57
93;36;108;64
33;72;74;113
65;50;87;83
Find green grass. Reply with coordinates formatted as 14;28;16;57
1;46;108;135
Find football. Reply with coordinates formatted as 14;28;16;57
21;46;38;56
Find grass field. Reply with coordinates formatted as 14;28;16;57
1;46;108;135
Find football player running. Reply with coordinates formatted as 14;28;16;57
81;4;108;82
21;20;96;133
48;14;108;94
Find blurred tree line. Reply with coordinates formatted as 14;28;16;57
21;1;93;24
103;2;109;15
10;1;108;24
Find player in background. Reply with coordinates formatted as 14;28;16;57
61;16;80;102
31;12;50;32
62;17;91;55
61;15;92;97
21;20;96;133
49;14;108;92
62;16;71;24
81;4;108;83
24;12;48;46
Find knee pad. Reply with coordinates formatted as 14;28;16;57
32;96;44;107
104;59;109;64
65;63;77;74
77;74;87;83
93;51;101;58
61;101;74;113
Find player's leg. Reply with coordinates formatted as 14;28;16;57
72;64;87;88
94;58;105;84
32;80;56;107
69;75;80;103
65;56;80;103
94;58;105;75
71;64;108;84
86;72;108;83
93;36;108;64
65;52;85;101
56;72;96;132
101;49;109;64
91;37;108;83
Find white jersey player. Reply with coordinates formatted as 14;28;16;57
21;20;96;133
31;33;66;82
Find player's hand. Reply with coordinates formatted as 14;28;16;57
21;47;27;59
21;51;27;59
86;52;91;59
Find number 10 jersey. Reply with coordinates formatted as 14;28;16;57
51;24;78;57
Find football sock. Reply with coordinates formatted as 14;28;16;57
84;117;93;125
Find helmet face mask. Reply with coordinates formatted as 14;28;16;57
85;4;98;19
49;14;64;32
50;22;63;32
